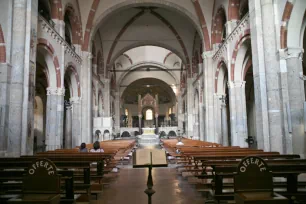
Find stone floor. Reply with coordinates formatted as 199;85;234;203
93;167;206;204
92;144;206;204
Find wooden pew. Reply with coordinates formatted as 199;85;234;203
4;158;62;204
195;157;306;203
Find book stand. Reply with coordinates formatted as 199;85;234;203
133;149;167;204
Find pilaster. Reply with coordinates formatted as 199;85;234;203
81;52;93;143
70;97;82;147
45;87;65;151
6;0;27;157
228;81;248;147
284;48;305;157
202;51;215;142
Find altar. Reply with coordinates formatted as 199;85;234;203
142;127;155;135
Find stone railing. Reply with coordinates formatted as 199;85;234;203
38;15;82;64
213;13;250;62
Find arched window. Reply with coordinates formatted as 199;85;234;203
168;108;172;115
146;109;153;120
64;11;72;45
38;0;52;22
239;0;249;19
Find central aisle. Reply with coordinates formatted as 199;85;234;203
93;144;207;203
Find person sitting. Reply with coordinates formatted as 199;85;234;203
79;142;88;152
90;141;104;153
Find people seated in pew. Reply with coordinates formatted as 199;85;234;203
90;141;105;152
79;142;88;152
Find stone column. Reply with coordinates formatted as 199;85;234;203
286;48;305;157
278;49;292;154
249;0;283;152
155;114;159;134
81;52;93;143
6;0;27;157
221;102;229;146
70;97;81;148
114;91;120;134
186;78;194;138
228;81;248;147
202;51;215;142
45;87;65;151
214;93;222;144
102;79;110;117
138;115;142;134
64;102;72;149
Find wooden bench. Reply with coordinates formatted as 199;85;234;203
195;157;306;203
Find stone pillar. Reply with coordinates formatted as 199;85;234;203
0;64;11;156
64;102;72;149
114;91;120;134
102;79;110;117
155;114;159;134
214;94;222;144
286;48;305;157
278;49;292;154
221;103;229;146
81;52;93;143
70;97;81;148
249;0;283;152
202;51;215;142
186;78;193;138
6;0;27;157
177;93;184;131
139;115;142;134
45;87;65;151
228;81;248;147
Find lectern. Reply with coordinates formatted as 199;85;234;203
133;149;168;204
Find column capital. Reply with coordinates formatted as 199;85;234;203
87;52;93;60
101;78;110;83
70;97;81;104
46;87;65;96
287;47;304;60
138;114;142;118
202;51;214;59
227;81;246;88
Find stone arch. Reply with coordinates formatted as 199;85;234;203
164;52;173;64
64;62;81;97
117;61;179;88
50;0;63;20
283;0;306;48
111;41;186;66
86;0;207;53
168;130;177;137
215;60;228;93
212;6;227;45
37;38;61;88
230;34;251;81
280;0;295;49
228;0;240;20
103;9;191;76
122;54;133;65
0;24;6;63
64;3;82;45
